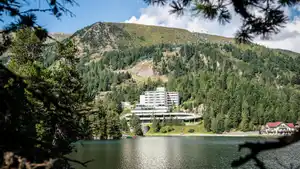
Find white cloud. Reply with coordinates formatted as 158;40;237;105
125;6;241;36
125;6;300;53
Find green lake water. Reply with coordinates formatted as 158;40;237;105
69;136;300;169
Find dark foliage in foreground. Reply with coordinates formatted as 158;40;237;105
0;1;93;168
0;63;92;169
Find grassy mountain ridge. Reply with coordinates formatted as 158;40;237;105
68;22;234;58
68;22;300;64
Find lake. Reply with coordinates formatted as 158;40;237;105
69;136;300;169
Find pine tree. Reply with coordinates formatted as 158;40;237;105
240;111;249;132
120;118;129;132
10;28;44;65
2;27;91;168
224;116;231;132
152;117;161;132
211;117;218;133
203;108;211;131
106;112;122;139
98;105;108;140
130;114;143;136
216;113;225;133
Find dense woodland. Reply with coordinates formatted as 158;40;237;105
0;27;95;168
2;28;130;144
4;26;300;145
80;42;300;133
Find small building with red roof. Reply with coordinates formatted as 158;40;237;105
263;122;295;135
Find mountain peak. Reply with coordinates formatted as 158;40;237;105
68;22;234;58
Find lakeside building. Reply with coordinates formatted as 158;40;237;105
139;87;179;107
261;122;295;135
121;87;201;124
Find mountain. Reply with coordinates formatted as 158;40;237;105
0;32;71;63
69;22;234;58
72;22;300;85
71;22;300;95
4;22;300;133
69;22;300;133
46;33;71;43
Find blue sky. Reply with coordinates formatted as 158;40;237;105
38;0;147;33
2;0;146;33
2;1;300;34
290;7;300;20
2;0;300;53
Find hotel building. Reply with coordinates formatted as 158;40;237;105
121;87;201;124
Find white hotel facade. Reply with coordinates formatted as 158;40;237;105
139;87;179;107
121;87;201;124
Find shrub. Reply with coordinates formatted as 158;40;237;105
152;118;161;132
160;127;167;133
160;126;174;133
188;129;195;133
166;126;174;132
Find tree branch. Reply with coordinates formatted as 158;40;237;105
20;8;53;14
61;157;94;167
232;130;300;168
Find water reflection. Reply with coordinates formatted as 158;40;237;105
134;137;169;169
69;137;300;169
166;137;182;169
119;139;133;168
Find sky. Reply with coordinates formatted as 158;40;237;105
13;0;147;33
3;0;300;53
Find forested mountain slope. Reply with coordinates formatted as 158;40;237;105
73;22;300;133
4;22;300;133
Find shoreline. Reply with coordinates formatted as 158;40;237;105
144;133;281;138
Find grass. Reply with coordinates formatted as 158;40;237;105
118;22;234;47
122;131;135;136
73;22;234;51
145;122;213;136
